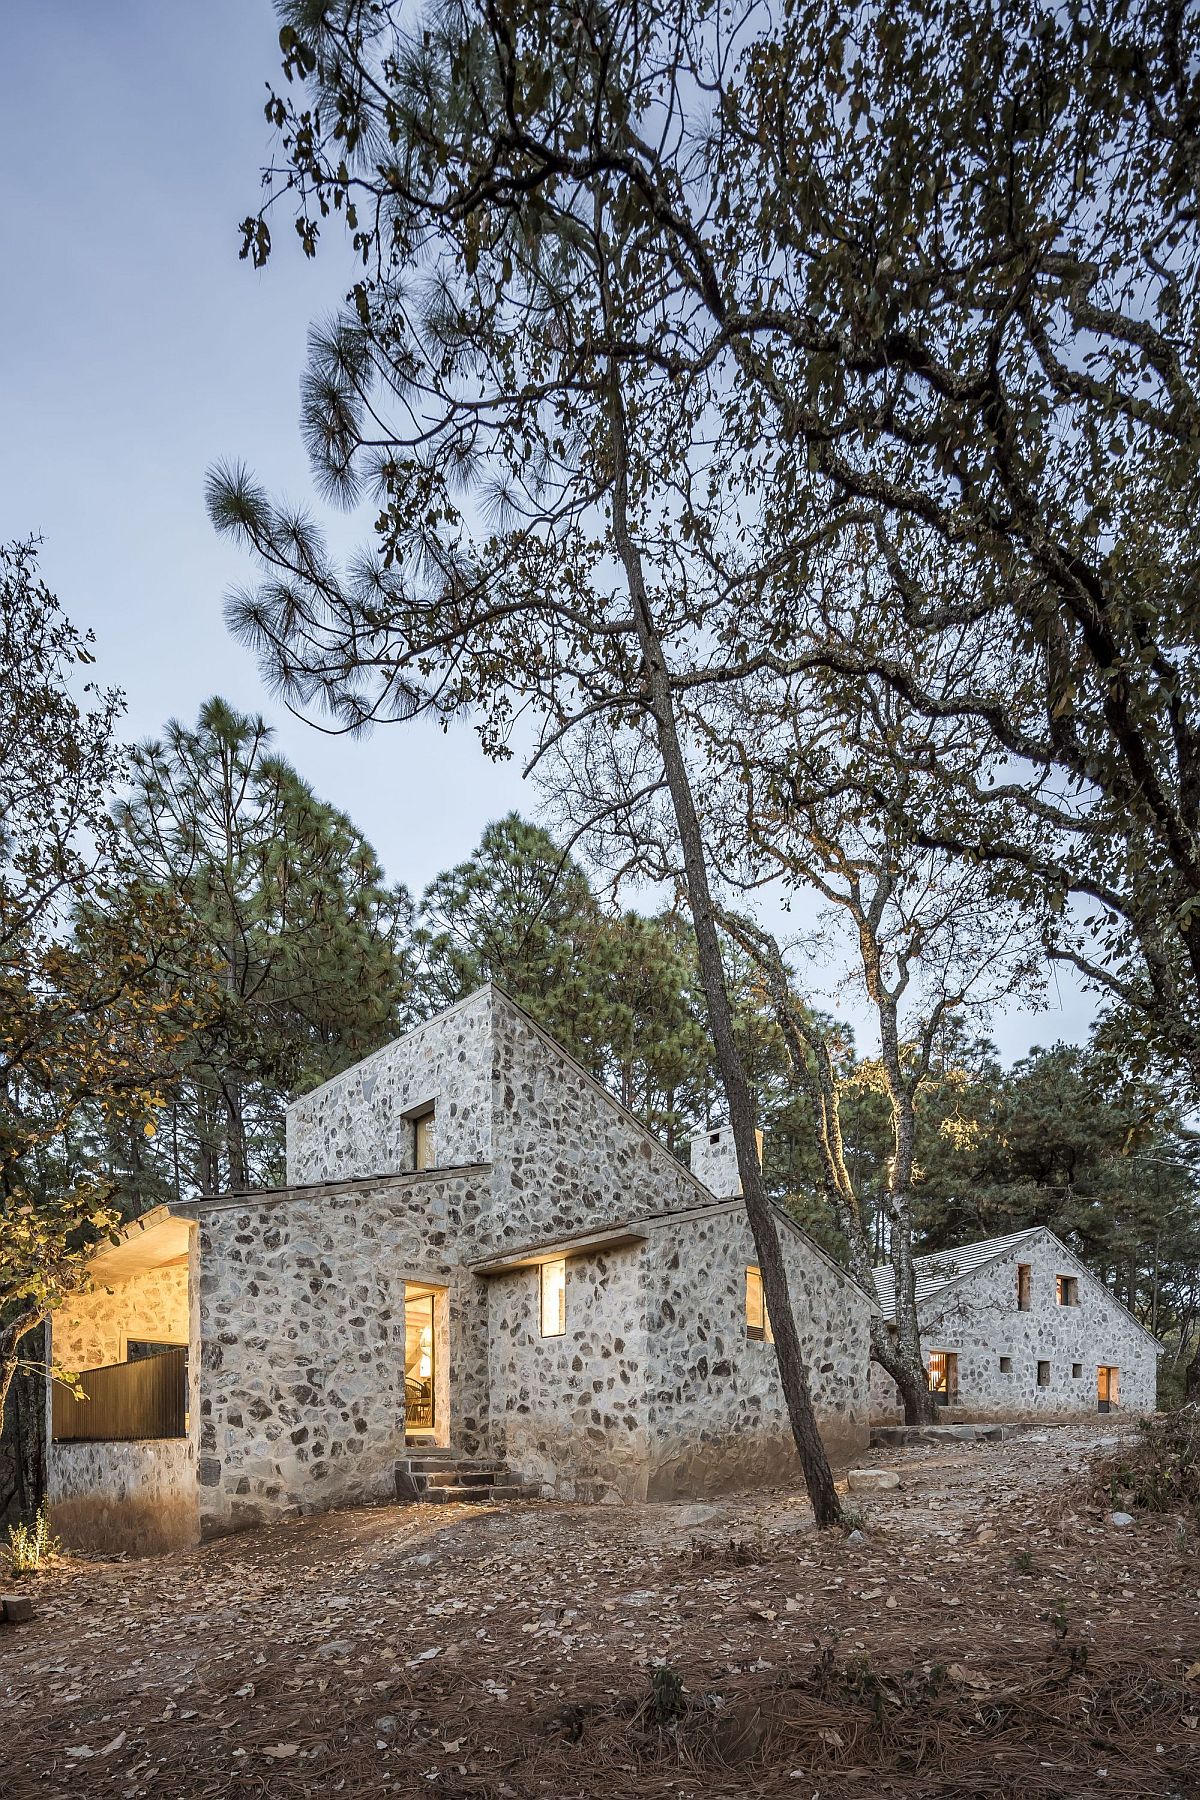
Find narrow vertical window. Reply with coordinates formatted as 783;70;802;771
1037;1359;1051;1387
1056;1274;1079;1306
540;1259;566;1337
413;1107;436;1171
745;1267;773;1341
1017;1264;1032;1311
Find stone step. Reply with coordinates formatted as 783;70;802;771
426;1470;501;1489
399;1454;503;1468
395;1449;540;1506
419;1480;540;1505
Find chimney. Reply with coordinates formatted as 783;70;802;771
688;1123;763;1197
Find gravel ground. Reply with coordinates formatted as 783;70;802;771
1;1418;1196;1798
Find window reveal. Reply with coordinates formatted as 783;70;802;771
745;1267;773;1342
540;1259;566;1336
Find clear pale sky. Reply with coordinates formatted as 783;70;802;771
0;1;1089;1060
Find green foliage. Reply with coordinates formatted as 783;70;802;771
107;697;413;1197
6;1506;60;1573
0;541;203;1412
649;1664;685;1725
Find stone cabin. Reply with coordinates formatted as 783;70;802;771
869;1226;1161;1421
47;985;874;1551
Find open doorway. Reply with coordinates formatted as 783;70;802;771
404;1283;449;1443
927;1350;959;1407
1097;1365;1119;1413
404;1290;436;1434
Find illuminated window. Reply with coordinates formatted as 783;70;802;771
1017;1265;1032;1311
745;1267;773;1341
927;1350;958;1404
413;1108;436;1171
999;1355;1012;1374
1056;1274;1079;1306
1037;1360;1051;1387
540;1259;566;1337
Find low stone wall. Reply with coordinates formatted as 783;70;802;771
48;1439;197;1555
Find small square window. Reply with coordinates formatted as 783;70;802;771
1017;1264;1032;1310
539;1259;566;1336
1037;1360;1051;1387
999;1356;1012;1374
745;1266;773;1342
1056;1275;1079;1306
1072;1363;1083;1379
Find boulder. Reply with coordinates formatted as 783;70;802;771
847;1468;900;1493
1110;1511;1135;1528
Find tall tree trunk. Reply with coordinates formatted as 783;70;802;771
723;912;933;1423
0;1323;49;1525
603;362;842;1527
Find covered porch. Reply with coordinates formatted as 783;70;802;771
48;1206;200;1554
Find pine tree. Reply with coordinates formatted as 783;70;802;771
109;697;413;1198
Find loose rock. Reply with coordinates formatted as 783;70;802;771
848;1469;900;1493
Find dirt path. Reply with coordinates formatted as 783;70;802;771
1;1421;1196;1798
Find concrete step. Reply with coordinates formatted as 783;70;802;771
400;1453;505;1471
427;1468;497;1485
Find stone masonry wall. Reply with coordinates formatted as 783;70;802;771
52;1264;190;1373
869;1229;1159;1419
642;1205;872;1496
486;1245;651;1502
193;1168;491;1536
286;989;494;1185
488;995;707;1241
48;1439;196;1555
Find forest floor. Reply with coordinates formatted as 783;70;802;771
0;1419;1196;1800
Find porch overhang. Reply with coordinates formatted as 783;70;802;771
471;1222;648;1276
86;1205;194;1284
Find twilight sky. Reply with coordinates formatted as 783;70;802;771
0;1;1090;1060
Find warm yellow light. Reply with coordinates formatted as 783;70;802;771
540;1259;566;1336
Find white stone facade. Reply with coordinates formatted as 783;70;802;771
52;987;874;1544
869;1227;1160;1421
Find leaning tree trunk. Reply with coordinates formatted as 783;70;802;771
604;364;842;1528
723;912;935;1424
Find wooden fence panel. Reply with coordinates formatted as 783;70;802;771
53;1347;187;1442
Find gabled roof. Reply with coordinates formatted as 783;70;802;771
872;1228;1041;1320
872;1226;1162;1349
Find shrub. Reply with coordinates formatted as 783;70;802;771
1101;1404;1200;1522
6;1507;61;1574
